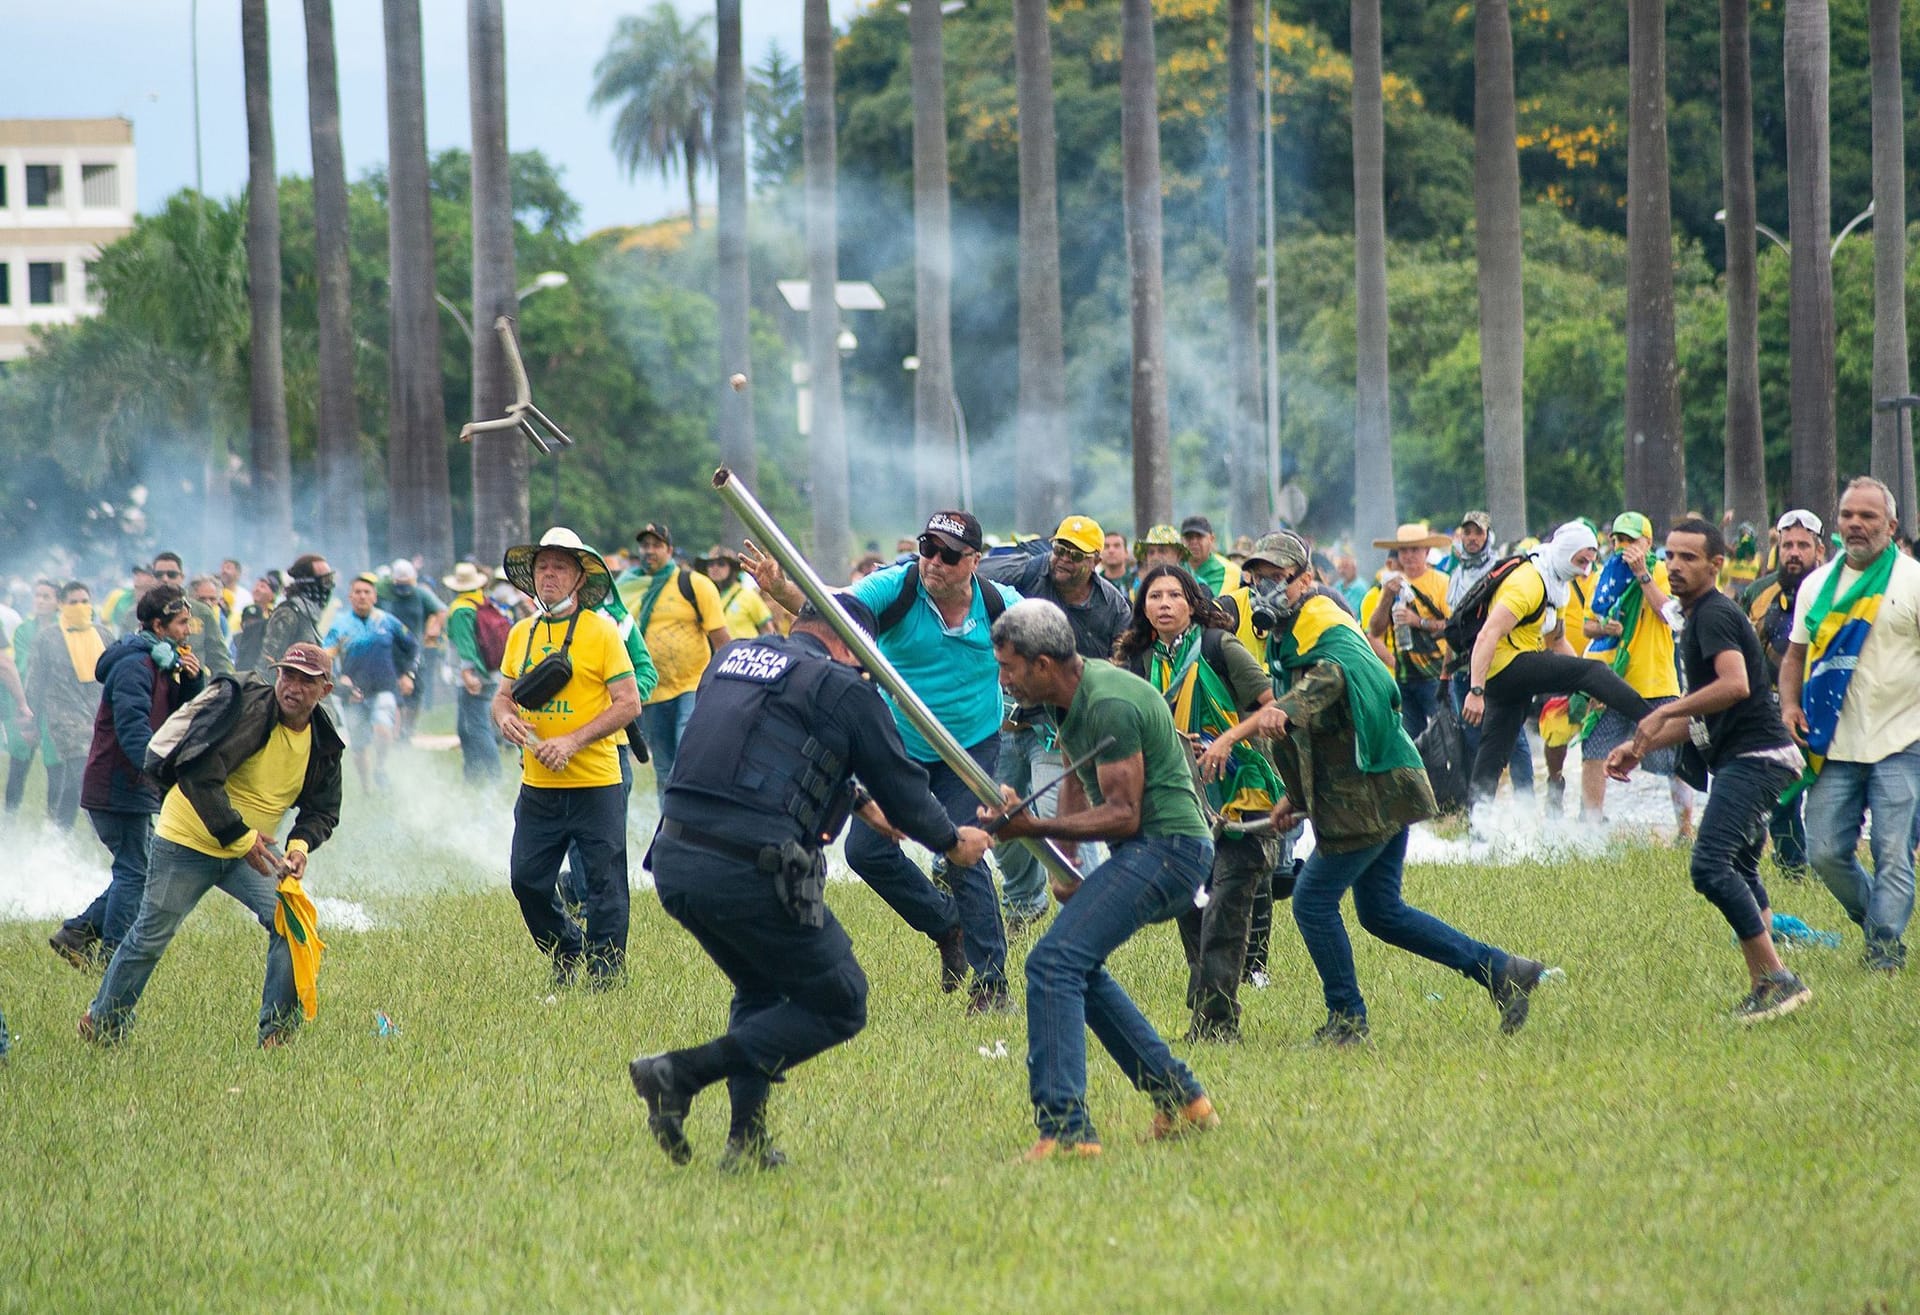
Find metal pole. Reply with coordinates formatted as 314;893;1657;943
713;467;1084;889
951;390;973;509
1261;0;1281;526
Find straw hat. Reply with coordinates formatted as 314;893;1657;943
1370;522;1452;552
443;562;490;594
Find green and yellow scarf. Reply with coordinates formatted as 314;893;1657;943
1147;628;1282;817
1269;595;1426;774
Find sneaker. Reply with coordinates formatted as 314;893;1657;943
719;1132;789;1173
260;1029;294;1050
1005;907;1048;937
1489;955;1547;1035
966;983;1017;1016
628;1054;695;1165
1733;970;1812;1023
1150;1095;1220;1141
1020;1136;1103;1163
49;923;100;971
1311;1012;1370;1047
551;950;583;990
935;927;967;994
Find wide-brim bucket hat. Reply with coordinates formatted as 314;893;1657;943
503;527;614;611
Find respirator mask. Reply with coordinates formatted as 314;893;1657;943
1248;577;1298;632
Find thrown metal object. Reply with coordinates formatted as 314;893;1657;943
457;316;575;454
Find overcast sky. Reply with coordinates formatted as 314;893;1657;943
2;0;866;234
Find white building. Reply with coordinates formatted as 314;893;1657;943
0;117;137;363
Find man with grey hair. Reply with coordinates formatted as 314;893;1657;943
1780;476;1920;970
985;598;1221;1160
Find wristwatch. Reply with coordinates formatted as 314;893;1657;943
1468;685;1485;697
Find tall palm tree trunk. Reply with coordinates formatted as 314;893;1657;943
241;0;294;564
1784;0;1836;526
909;0;959;515
715;0;757;546
1721;0;1767;528
1474;0;1527;540
1350;0;1396;564
1015;0;1069;536
1122;0;1172;533
1625;0;1685;529
383;0;452;569
1224;0;1263;540
804;0;850;577
1870;0;1912;520
469;0;524;565
304;0;369;571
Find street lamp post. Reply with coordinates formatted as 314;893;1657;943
1875;394;1920;527
1715;201;1873;259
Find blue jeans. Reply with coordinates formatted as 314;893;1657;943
641;691;698;803
1806;743;1920;952
457;677;500;783
90;836;300;1043
993;725;1060;919
1292;828;1505;1019
70;810;155;953
1769;793;1807;874
1399;677;1441;741
846;737;1007;990
1690;758;1796;942
1024;834;1213;1143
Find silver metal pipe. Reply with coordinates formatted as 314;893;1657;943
712;467;1083;889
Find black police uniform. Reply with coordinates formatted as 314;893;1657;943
646;630;964;1136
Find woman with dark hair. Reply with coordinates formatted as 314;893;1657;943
1114;565;1283;1041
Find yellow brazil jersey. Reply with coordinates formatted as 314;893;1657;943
719;582;773;641
1488;561;1552;680
1363;568;1451;677
1223;584;1267;673
1585;559;1680;699
618;566;727;704
1558;575;1589;650
499;608;635;789
158;722;312;858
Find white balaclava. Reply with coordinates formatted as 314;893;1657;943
1533;522;1599;608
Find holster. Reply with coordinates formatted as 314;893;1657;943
769;840;827;929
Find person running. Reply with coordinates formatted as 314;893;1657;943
152;552;232;678
699;547;777;640
84;642;344;1046
256;555;334;677
1445;512;1535;796
3;579;54;814
1780;478;1920;971
1363;524;1453;740
1206;535;1546;1044
444;563;514;784
26;581;115;831
1115;565;1280;1042
322;575;419;792
985;599;1222;1160
378;560;445;739
1743;509;1826;880
618;523;729;801
1605;519;1812;1020
1462;522;1654;811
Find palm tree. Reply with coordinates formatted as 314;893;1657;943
1122;0;1172;533
714;0;757;546
1784;0;1836;524
241;0;293;563
303;0;369;571
1720;0;1767;529
1474;0;1527;539
591;4;714;231
1625;0;1685;529
1224;0;1262;540
1015;0;1069;535
469;0;525;566
1870;0;1911;521
909;0;959;515
1350;0;1396;562
383;0;453;571
803;0;851;576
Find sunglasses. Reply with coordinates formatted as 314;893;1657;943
917;536;971;567
1051;541;1091;562
152;569;185;581
159;599;191;618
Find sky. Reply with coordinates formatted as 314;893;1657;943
2;0;866;235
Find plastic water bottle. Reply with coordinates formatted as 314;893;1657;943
1395;585;1416;653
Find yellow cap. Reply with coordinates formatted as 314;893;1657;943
1052;515;1104;555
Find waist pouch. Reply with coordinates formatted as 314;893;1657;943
510;611;580;709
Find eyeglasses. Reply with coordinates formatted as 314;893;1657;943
917;536;970;567
152;569;184;581
1051;541;1091;562
1777;509;1824;535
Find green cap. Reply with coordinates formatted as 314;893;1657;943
1610;511;1653;541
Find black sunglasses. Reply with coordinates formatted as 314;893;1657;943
917;535;970;567
1051;541;1091;562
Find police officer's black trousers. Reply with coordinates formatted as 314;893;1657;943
652;836;869;1123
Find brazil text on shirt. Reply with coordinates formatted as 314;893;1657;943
714;644;792;682
847;562;1020;762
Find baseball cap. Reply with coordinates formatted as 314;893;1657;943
1052;515;1104;555
1458;510;1492;532
1777;508;1824;536
273;642;334;678
922;510;984;554
634;522;673;547
1610;511;1654;541
1179;515;1214;538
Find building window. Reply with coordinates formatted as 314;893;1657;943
25;165;63;208
0;264;10;306
81;164;118;208
28;262;65;306
0;165;7;209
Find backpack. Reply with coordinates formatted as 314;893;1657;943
144;674;248;788
472;603;512;672
1441;556;1545;673
1413;697;1470;813
874;562;1008;636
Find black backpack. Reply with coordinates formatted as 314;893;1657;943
145;675;248;788
874;562;1008;635
1413;697;1470;813
1441;556;1545;673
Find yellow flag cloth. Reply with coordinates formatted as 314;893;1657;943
61;605;107;683
274;875;327;1020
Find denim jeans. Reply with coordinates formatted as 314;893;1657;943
1025;834;1213;1143
69;810;156;953
510;782;630;972
1399;677;1441;741
846;737;1008;990
1292;828;1505;1019
1450;669;1534;799
1806;742;1920;952
1176;830;1278;1027
993;725;1061;919
1769;793;1808;875
90;836;300;1043
457;678;500;784
640;691;698;803
1690;758;1796;942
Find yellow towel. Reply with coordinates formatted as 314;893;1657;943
274;875;327;1020
60;604;106;683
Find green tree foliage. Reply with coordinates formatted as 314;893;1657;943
747;43;804;190
590;3;714;230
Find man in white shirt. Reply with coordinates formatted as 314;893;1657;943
1780;477;1920;970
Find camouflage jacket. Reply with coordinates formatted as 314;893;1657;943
1270;659;1437;854
25;621;114;759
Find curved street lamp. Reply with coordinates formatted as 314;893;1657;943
1715;201;1873;260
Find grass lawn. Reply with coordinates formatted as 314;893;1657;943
4;737;1918;1312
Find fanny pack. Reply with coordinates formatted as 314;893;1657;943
510;611;581;709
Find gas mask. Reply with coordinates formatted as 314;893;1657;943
1248;578;1298;632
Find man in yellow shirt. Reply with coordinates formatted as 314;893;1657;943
1364;524;1454;738
698;547;776;640
496;528;642;988
84;642;344;1047
617;522;729;802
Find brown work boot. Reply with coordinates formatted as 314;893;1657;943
1020;1137;1103;1163
1150;1095;1220;1141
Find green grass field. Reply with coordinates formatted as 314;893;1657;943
4;738;1919;1313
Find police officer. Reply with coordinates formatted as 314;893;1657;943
630;597;993;1171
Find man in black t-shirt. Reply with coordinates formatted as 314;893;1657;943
1606;519;1811;1023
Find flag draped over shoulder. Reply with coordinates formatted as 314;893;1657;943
1147;628;1282;817
1801;544;1898;776
1582;554;1638;657
1270;596;1425;775
275;875;327;1020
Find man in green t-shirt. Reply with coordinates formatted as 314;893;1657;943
985;599;1220;1161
